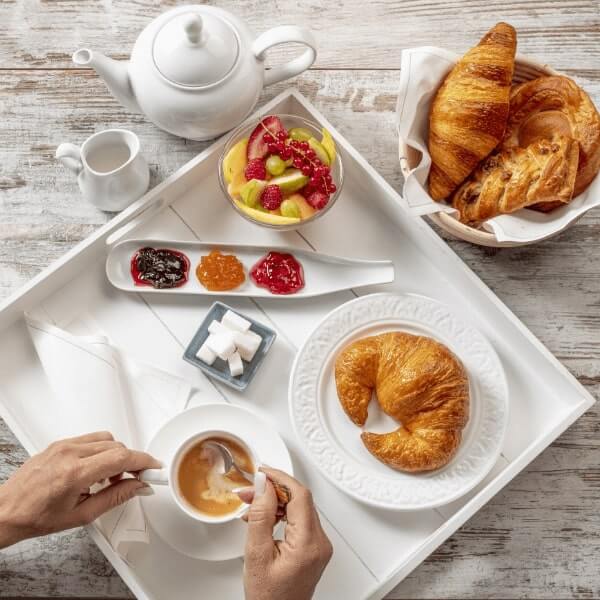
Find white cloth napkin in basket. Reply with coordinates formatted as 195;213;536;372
396;46;600;243
25;315;191;560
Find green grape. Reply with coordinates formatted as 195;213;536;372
280;199;301;219
289;127;313;142
266;155;286;176
240;179;265;208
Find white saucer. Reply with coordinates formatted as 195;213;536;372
289;293;509;511
140;403;293;561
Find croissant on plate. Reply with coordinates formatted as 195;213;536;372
428;22;517;201
335;332;469;472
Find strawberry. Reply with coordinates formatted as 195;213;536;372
247;116;287;160
244;159;266;181
306;190;330;210
260;185;283;210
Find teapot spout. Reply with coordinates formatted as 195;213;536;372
73;48;141;114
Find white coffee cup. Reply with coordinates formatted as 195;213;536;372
56;129;149;212
140;429;259;525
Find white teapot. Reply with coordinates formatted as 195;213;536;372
73;5;316;140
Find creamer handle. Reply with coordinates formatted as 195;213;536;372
56;143;83;176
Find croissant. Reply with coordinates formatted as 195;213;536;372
335;332;469;472
452;135;579;224
428;22;516;201
501;75;600;211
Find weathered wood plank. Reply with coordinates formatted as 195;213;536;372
0;0;599;71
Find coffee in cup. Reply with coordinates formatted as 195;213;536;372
140;430;258;524
177;436;253;518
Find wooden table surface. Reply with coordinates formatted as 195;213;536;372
1;1;599;598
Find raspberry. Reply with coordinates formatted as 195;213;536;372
306;191;330;210
244;159;266;181
260;185;283;210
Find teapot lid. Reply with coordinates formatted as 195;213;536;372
152;10;239;88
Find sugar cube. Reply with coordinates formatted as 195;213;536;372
222;310;251;332
234;329;262;362
196;340;217;366
228;351;244;377
206;332;236;360
208;319;229;335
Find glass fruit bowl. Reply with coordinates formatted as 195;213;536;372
218;114;344;230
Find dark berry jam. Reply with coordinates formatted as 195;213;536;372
250;251;304;295
130;247;190;289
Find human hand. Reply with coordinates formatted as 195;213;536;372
238;467;333;600
0;431;161;548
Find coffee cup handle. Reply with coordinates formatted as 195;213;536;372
139;467;168;486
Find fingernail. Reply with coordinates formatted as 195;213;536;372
135;485;154;497
254;471;266;497
232;486;253;494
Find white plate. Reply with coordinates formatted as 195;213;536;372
289;293;509;510
106;239;394;298
139;403;293;561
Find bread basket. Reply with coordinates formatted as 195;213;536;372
399;55;560;248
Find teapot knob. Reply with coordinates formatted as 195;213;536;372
184;14;204;45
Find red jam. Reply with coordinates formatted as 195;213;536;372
131;247;190;289
250;251;304;295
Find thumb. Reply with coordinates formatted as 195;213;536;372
245;472;278;557
78;478;149;524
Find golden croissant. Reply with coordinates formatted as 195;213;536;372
335;332;469;472
428;22;516;201
452;135;579;224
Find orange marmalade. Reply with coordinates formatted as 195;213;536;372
196;250;245;291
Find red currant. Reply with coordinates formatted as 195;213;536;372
301;165;312;176
276;142;285;153
268;143;278;153
306;149;316;159
263;133;274;144
276;131;287;141
299;141;309;151
293;158;304;169
329;183;337;193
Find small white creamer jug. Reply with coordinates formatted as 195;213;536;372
56;129;150;212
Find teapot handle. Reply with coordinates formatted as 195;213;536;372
253;26;317;87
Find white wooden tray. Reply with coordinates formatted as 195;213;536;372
0;90;594;600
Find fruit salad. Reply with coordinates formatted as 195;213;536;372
221;115;340;227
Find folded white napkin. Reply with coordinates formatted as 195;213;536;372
396;46;600;243
25;315;191;560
